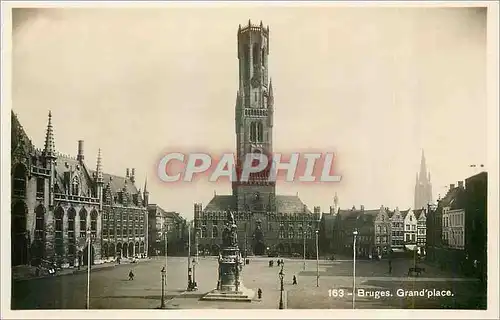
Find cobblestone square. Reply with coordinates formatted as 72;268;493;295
12;256;485;310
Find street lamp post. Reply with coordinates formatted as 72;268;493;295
194;228;200;287
187;222;192;290
164;225;168;294
278;265;284;309
160;267;166;308
352;229;358;309
303;231;306;271
315;230;319;287
85;228;95;309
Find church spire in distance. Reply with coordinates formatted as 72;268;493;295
419;149;428;181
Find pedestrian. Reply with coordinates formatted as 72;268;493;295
388;259;392;274
281;259;284;266
257;288;262;299
277;259;280;267
293;275;297;285
129;270;135;280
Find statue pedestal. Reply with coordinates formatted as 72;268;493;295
202;287;255;301
201;246;255;302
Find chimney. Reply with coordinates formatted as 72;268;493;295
330;206;334;214
126;168;130;178
130;168;136;183
449;184;455;190
458;181;464;188
360;205;365;211
77;140;84;162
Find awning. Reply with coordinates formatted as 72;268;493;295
391;248;405;253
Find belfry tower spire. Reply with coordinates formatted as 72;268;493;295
234;20;275;211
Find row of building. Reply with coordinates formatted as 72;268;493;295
11;111;187;268
426;172;487;280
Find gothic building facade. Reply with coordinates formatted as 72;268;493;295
193;21;321;257
11;111;148;269
414;150;433;210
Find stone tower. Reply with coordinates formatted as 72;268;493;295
233;20;275;212
414;150;433;209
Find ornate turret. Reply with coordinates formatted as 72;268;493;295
43;111;56;160
143;176;149;206
96;148;104;209
43;111;56;207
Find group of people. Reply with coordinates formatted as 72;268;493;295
269;258;286;267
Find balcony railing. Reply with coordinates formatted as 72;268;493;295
54;193;99;204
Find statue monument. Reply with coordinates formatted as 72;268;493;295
201;210;255;301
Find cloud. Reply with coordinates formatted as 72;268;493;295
12;6;487;218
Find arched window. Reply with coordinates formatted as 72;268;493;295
12;164;27;197
298;226;304;238
12;201;28;266
212;226;218;238
54;207;64;257
35;205;45;241
91;210;98;237
279;226;286;239
250;122;257;142
257;122;263;142
288;227;294;239
243;44;250;81
79;208;87;237
252;43;259;66
201;226;208;239
67;207;76;262
306;227;313;239
72;176;80;196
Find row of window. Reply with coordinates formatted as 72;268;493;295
102;228;145;238
375;236;389;244
35;206;98;240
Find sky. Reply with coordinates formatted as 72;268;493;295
11;5;487;220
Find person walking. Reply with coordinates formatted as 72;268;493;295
128;270;135;280
388;259;393;274
292;275;297;285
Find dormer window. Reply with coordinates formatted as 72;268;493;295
72;176;80;196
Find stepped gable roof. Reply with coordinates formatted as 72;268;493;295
438;186;466;210
203;194;312;214
413;208;426;219
96;171;139;195
53;156;94;197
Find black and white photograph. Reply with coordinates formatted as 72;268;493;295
1;1;498;318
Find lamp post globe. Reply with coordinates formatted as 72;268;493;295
278;265;284;309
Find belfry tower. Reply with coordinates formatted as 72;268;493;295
233;20;275;212
414;150;433;209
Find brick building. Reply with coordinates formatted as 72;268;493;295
389;207;407;251
464;172;487;282
148;204;187;256
11;111;148;269
426;182;467;271
193;21;320;257
414;208;427;253
332;206;391;258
